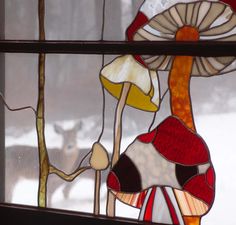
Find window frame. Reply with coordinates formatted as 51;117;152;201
0;40;236;56
1;0;236;224
0;203;163;225
0;0;5;204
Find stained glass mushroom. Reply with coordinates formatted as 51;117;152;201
133;0;236;131
222;0;236;11
107;116;214;225
107;0;236;224
100;54;160;215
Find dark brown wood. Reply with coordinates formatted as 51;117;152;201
0;40;236;56
0;0;5;203
0;203;165;225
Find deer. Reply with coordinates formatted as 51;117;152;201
5;121;100;206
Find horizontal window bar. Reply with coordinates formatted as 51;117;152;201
0;203;166;225
0;40;236;56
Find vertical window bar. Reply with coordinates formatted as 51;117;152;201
0;0;5;203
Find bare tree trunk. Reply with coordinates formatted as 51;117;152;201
37;0;50;207
106;82;131;217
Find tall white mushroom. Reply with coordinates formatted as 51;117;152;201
100;55;160;216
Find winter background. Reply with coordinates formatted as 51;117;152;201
3;1;236;225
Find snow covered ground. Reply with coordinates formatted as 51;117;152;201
5;113;236;225
196;113;236;225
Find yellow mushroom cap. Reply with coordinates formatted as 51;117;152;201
100;55;160;112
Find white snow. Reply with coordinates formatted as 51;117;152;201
6;113;236;225
196;113;236;225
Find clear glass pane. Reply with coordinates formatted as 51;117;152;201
191;71;236;225
5;53;38;205
3;52;236;225
5;0;143;40
43;54;155;214
5;0;38;40
3;53;154;213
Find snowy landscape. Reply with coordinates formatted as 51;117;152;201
5;113;236;225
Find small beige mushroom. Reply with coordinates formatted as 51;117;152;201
89;142;109;171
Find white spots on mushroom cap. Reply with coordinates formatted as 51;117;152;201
125;139;181;190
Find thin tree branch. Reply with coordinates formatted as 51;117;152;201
77;150;92;169
0;92;37;116
49;165;91;182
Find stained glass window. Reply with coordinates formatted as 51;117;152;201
1;1;236;225
104;1;236;224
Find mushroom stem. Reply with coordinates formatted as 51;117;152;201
168;55;196;131
169;26;199;131
94;170;101;215
183;216;201;225
107;82;131;217
112;82;131;166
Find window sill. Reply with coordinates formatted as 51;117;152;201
0;203;165;225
